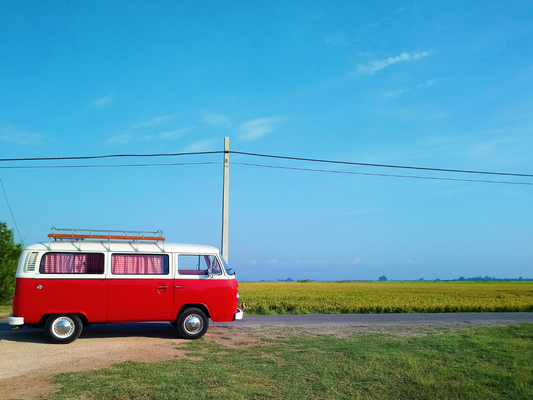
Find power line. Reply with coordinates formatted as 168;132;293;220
0;177;24;245
0;162;221;169
231;151;533;178
231;162;533;186
3;160;531;185
0;150;531;178
0;151;223;162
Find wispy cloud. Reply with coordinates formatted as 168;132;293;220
286;259;328;266
383;79;437;98
0;127;44;145
105;133;132;146
90;94;114;109
361;133;499;168
357;51;431;74
203;113;231;127
383;88;409;98
131;115;177;129
157;127;194;139
239;117;285;141
106;127;194;146
417;79;435;88
183;139;216;152
369;7;407;28
324;34;350;47
376;105;452;121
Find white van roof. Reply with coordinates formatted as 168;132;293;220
24;241;220;254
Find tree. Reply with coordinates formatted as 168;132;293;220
378;275;388;281
0;222;23;304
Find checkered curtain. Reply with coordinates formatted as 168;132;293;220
112;254;167;275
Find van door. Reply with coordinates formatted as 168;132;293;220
107;253;172;322
27;252;107;324
174;255;232;321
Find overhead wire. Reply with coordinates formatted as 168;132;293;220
1;149;528;246
0;162;221;169
231;151;533;178
231;162;533;186
0;150;531;178
0;150;531;185
0;151;223;162
0;176;24;245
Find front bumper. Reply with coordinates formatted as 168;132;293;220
8;314;24;326
234;308;244;320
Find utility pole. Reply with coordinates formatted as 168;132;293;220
221;137;229;263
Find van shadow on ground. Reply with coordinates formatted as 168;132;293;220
0;321;181;344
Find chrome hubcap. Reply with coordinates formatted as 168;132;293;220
184;315;202;334
53;317;74;337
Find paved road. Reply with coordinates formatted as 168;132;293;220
2;312;532;336
213;312;533;326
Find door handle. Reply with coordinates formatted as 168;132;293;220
175;285;185;289
158;286;168;290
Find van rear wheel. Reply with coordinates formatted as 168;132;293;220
176;308;209;340
45;314;83;344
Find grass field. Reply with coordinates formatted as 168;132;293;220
0;304;11;319
47;324;533;399
239;281;533;314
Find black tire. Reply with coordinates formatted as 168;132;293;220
45;314;83;344
176;307;209;340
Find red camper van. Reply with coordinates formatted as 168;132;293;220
8;228;243;344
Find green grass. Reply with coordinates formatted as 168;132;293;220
47;324;533;399
0;304;11;318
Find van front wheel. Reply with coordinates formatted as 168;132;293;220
45;314;83;344
176;308;209;340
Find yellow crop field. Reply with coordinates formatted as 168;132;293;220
239;281;533;314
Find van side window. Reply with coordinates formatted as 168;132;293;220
112;254;169;275
178;255;222;275
40;253;104;274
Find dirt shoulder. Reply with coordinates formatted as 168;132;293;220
0;323;192;399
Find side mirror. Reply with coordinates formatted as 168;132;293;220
226;268;235;276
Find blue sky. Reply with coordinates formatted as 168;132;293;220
1;1;532;281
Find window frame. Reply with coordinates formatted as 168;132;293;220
177;254;223;276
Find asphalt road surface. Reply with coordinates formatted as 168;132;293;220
213;312;533;326
1;312;532;337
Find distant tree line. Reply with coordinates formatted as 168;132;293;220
455;276;531;282
262;275;533;283
384;276;532;282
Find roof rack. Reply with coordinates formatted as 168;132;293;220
48;227;165;241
